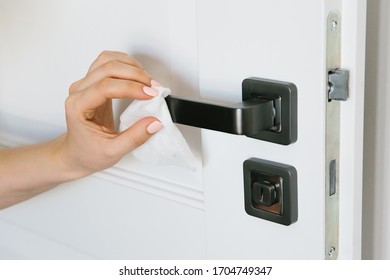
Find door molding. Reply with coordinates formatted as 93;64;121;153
0;114;205;210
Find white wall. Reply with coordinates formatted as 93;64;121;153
362;0;390;259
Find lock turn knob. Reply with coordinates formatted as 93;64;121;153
252;181;279;207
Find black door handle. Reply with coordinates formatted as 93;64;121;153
165;77;297;145
165;95;275;136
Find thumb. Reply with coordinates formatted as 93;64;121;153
113;117;163;156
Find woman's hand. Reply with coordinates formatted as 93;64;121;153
57;51;162;178
0;51;161;209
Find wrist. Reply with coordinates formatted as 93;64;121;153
51;134;93;182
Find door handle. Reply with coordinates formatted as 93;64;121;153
165;95;275;136
165;77;297;145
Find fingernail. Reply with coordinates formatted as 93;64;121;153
151;79;162;87
143;86;159;97
147;120;163;134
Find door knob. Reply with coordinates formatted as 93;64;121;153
165;77;297;145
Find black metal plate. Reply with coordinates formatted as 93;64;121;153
242;78;297;145
243;158;298;226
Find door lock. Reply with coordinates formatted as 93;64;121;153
244;158;298;226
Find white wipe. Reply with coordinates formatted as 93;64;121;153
119;86;196;170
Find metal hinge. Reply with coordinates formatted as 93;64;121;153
328;69;349;101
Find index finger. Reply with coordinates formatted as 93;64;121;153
75;78;155;114
88;50;144;73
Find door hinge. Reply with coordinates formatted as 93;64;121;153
328;69;349;101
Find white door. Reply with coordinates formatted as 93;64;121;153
0;0;366;259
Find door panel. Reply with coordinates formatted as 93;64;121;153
198;0;325;258
0;176;206;259
0;0;366;259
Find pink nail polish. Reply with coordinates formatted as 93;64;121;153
151;80;162;87
147;120;163;134
143;86;159;97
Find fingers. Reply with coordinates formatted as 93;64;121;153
111;117;163;156
70;51;152;94
89;50;144;73
63;51;165;175
72;60;152;93
71;78;158;114
68;50;159;114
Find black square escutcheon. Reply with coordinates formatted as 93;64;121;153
243;158;298;226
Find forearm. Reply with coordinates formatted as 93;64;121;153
0;134;81;209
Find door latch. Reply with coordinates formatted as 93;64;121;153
328;69;349;101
